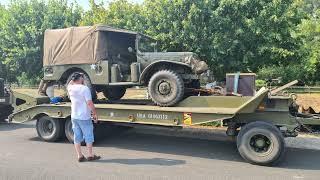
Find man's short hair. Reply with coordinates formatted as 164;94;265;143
71;72;84;81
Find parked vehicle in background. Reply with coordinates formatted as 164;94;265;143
40;25;209;106
0;78;13;120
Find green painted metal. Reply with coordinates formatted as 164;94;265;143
11;90;50;113
44;61;109;85
9;86;320;134
10;87;269;125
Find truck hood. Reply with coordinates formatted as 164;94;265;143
141;52;209;74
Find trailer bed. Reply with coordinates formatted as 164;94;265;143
10;89;268;126
8;87;320;166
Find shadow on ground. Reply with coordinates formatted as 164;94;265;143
93;130;320;171
97;158;186;166
0;122;34;131
25;124;320;170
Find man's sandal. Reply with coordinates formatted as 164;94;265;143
78;156;86;162
87;155;101;161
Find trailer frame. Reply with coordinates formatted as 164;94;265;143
6;87;320;166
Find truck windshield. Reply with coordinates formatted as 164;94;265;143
138;35;158;52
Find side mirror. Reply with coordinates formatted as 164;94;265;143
151;42;157;52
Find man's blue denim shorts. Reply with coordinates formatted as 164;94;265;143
71;119;94;144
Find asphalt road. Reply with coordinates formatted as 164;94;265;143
1;121;320;180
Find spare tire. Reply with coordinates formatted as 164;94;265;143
103;87;126;101
66;72;97;100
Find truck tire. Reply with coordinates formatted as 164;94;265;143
36;116;65;142
0;105;13;121
103;87;126;100
237;121;285;166
65;119;74;144
66;72;97;100
148;70;184;107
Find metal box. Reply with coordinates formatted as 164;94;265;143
226;73;256;96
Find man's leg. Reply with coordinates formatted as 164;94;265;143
86;143;94;157
79;120;97;158
71;119;84;158
74;143;83;158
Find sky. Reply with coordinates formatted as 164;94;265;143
1;0;144;10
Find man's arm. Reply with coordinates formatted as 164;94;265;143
87;100;98;123
68;80;74;86
84;87;98;123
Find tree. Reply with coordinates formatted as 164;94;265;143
80;0;145;32
0;0;83;84
0;0;315;84
293;0;320;83
143;0;303;80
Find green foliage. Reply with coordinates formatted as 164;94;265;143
201;121;222;127
16;72;41;86
255;79;267;87
257;64;309;84
0;0;319;85
0;0;82;85
80;0;146;32
293;0;320;84
142;0;303;79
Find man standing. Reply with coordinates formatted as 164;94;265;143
67;72;101;162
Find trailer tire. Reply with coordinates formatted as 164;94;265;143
148;70;184;107
36;116;65;142
237;121;285;166
0;105;13;121
64;119;86;146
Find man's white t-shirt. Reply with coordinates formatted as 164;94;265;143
67;84;92;120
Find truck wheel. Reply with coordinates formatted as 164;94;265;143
237;121;285;166
65;119;74;143
64;119;87;145
148;70;184;107
66;72;97;100
0;105;13;121
36;116;65;142
103;87;126;100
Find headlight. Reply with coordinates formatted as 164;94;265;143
44;67;53;75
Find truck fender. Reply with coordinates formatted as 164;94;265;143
139;60;191;84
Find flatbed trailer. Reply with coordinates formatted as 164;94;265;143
6;87;320;166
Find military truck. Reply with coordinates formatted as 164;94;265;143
41;25;209;106
0;78;13;120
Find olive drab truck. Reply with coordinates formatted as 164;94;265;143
40;25;209;106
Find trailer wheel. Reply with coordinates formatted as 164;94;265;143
0;105;13;121
65;119;74;143
237;121;285;166
36;116;65;142
64;119;86;145
148;70;184;107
